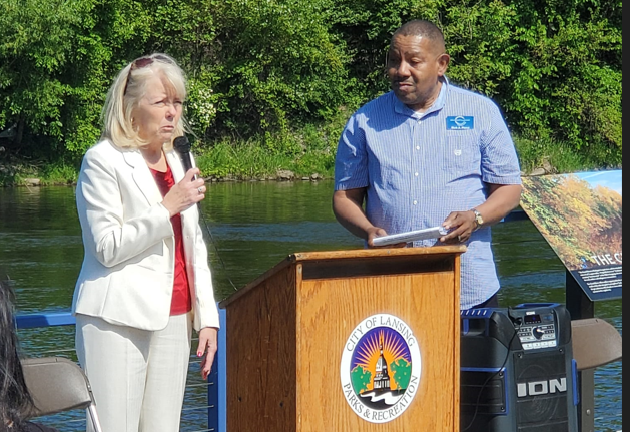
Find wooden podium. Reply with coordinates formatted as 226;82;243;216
219;246;465;431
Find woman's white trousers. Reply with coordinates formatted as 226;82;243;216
75;313;192;432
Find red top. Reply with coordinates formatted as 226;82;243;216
149;165;192;316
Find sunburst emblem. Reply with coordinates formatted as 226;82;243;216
340;314;422;423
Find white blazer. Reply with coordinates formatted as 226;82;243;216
72;139;219;332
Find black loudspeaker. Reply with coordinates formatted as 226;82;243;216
460;303;579;432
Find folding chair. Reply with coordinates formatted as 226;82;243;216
20;356;103;432
571;318;623;370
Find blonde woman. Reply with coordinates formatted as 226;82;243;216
72;53;219;432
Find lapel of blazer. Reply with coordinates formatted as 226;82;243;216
122;149;162;205
166;149;185;182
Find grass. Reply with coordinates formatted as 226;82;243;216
39;162;79;185
514;137;621;174
195;136;337;180
0;160;78;186
515;137;588;174
196;139;295;179
0;123;622;186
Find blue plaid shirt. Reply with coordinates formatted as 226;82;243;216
335;78;522;309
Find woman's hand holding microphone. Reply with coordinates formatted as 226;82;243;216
161;168;206;216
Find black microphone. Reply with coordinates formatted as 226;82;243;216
173;135;195;179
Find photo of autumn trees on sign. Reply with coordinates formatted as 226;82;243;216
520;170;622;272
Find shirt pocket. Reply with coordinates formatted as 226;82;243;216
441;133;481;175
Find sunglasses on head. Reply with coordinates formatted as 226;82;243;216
123;54;173;95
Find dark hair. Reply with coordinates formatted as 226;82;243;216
0;278;34;430
393;19;446;46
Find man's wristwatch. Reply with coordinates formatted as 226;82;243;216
471;208;484;231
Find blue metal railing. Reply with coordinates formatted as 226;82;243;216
209;308;227;431
16;307;227;431
15;312;76;329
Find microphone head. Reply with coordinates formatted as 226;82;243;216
173;136;190;153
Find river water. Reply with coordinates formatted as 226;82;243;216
0;182;622;431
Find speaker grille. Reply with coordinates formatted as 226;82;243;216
461;370;506;415
514;350;570;430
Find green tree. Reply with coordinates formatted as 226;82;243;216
209;0;355;140
351;365;372;394
441;0;621;164
0;0;80;147
0;0;152;158
390;358;411;389
329;0;444;98
0;0;622;172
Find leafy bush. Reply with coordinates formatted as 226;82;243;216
0;0;621;170
208;0;356;136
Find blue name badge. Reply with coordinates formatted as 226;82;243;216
446;116;474;130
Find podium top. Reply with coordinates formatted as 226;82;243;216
219;246;466;309
288;245;466;262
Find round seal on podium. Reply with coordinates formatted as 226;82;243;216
340;314;422;423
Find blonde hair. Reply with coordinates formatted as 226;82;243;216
100;53;190;150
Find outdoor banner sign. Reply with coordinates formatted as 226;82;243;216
520;170;622;301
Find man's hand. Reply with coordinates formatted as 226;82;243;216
441;210;477;244
440;183;522;244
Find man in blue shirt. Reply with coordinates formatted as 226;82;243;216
333;19;522;309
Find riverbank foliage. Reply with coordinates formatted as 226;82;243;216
0;0;622;185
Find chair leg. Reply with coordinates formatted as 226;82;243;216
89;404;104;432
